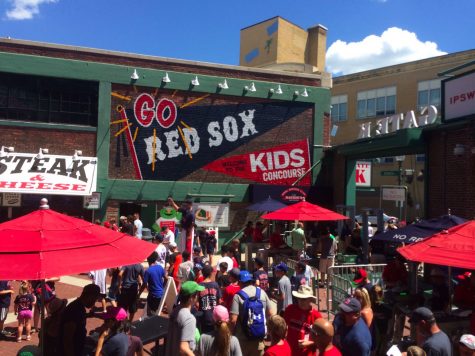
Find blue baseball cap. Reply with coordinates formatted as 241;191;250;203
274;262;288;273
239;270;253;283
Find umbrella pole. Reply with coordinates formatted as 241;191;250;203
40;280;46;356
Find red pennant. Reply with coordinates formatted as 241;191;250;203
203;139;311;186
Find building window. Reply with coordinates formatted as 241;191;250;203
331;95;348;122
417;79;441;113
357;86;396;119
416;154;425;162
0;72;98;126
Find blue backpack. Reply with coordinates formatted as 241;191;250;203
237;287;266;340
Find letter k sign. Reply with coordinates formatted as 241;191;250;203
356;168;366;184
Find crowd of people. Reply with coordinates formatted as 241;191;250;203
2;202;475;356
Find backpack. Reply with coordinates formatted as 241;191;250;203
187;267;196;282
237;287;266;340
34;283;55;303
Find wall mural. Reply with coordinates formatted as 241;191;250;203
110;88;312;183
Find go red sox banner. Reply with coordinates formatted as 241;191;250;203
203;139;311;186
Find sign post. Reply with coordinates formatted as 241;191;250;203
380;185;407;222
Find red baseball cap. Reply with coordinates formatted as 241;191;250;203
353;268;367;284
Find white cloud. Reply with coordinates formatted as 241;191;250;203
326;27;447;75
5;0;57;20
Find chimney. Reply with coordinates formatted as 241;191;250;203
306;24;327;72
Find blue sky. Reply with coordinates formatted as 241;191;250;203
0;0;474;75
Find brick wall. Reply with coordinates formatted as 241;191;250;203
0;42;321;87
0;127;96;157
427;124;475;219
0;126;96;220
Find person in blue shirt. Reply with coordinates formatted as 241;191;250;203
333;297;372;356
139;251;166;316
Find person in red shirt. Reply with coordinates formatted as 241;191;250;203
253;221;267;243
454;272;475;309
194;264;204;284
382;254;408;289
222;268;241;310
311;318;342;356
270;227;286;249
265;314;291;356
284;285;322;356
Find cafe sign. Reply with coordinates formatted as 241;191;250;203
357;105;437;139
0;153;97;196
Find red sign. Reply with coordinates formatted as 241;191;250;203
203;139;311;186
281;187;307;202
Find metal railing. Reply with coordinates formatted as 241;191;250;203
327;263;386;318
280;256;323;311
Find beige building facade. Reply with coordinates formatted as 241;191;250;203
330;50;475;221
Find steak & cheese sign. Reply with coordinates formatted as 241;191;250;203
0;153;97;196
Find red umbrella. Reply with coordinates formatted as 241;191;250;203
0;208;156;280
398;220;475;270
261;201;349;221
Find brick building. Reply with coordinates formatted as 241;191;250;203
0;38;330;237
327;52;475;221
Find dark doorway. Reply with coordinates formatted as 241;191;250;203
119;202;141;219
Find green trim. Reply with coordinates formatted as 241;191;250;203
99;179;249;202
346;159;356;206
336;128;425;159
97;82;111;181
0;119;97;132
311;89;330;182
0;51;327;103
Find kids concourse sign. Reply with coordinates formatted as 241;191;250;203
0;153;97;196
113;89;312;182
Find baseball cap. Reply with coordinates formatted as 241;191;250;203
169;242;177;248
409;307;435;324
274;262;288;273
103;221;111;228
353;268;368;284
339;297;361;313
193;263;203;270
193;246;202;253
292;285;317;300
229;268;241;279
180;281;205;296
103;306;127;321
213;305;229;323
460;334;475;350
239;270;253;283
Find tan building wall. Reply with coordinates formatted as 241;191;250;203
240;16;327;74
330;50;475;220
331;50;475;145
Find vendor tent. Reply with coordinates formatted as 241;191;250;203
261;201;348;221
398;220;475;270
372;214;466;244
247;196;287;212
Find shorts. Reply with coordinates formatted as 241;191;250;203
206;247;215;255
319;257;335;274
17;309;33;321
146;295;162;314
118;287;138;313
107;289;119;301
0;307;8;322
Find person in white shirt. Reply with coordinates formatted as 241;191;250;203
161;225;175;250
154;234;167;269
133;212;143;239
367;222;374;238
